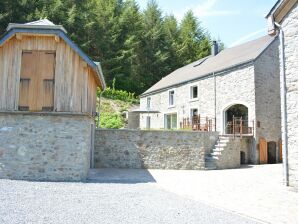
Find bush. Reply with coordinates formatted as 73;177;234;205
99;112;124;129
97;78;139;104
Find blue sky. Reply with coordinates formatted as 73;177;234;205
136;0;277;47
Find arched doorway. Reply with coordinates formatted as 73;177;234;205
224;104;248;134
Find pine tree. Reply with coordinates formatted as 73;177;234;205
141;0;168;88
178;10;209;64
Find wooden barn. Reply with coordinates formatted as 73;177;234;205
0;19;106;181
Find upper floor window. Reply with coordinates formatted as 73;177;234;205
169;90;175;106
147;97;151;109
190;85;198;99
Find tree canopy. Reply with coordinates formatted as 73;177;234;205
0;0;224;95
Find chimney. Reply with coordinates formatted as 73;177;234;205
211;41;219;56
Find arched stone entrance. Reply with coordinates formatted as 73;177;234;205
224;104;249;134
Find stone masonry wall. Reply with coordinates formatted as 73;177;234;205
215;138;253;169
254;38;282;163
0;112;93;181
140;64;256;134
280;2;298;187
94;129;219;169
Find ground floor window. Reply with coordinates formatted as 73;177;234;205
165;113;177;129
146;116;151;129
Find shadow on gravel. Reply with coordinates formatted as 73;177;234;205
87;168;156;184
239;165;255;169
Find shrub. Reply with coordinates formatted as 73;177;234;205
99;112;124;129
97;78;139;104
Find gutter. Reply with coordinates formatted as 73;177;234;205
275;22;289;186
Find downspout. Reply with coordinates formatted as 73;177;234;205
98;89;105;129
275;22;289;186
213;72;217;131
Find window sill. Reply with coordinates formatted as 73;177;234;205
168;105;176;109
189;98;199;102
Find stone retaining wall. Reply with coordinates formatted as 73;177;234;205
94;129;219;169
0;112;93;181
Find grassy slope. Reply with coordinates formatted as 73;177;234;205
99;97;138;129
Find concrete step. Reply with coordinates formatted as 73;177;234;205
214;143;227;148
211;152;222;156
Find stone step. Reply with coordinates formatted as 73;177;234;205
214;143;227;148
211;152;222;156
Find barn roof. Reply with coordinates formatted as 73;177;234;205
142;35;276;96
0;19;106;89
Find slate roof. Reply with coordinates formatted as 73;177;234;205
142;35;276;96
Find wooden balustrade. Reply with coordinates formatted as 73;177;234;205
180;115;215;132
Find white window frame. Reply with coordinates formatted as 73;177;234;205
190;85;198;100
146;97;151;109
168;89;175;107
164;112;178;129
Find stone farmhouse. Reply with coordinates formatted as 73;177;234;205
266;0;298;187
0;20;105;181
139;35;282;165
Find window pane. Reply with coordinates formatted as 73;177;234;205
172;114;177;129
166;115;171;129
147;97;151;109
169;91;174;106
193;86;198;98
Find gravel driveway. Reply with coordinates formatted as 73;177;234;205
0;174;260;224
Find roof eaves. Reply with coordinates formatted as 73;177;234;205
265;0;282;18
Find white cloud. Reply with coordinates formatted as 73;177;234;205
173;0;240;21
192;0;240;17
229;28;267;47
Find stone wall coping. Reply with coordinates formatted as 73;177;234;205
0;111;94;118
97;128;219;135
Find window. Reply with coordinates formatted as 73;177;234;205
165;113;177;129
146;116;151;129
146;97;151;109
190;85;198;99
19;50;55;111
191;108;198;117
169;90;175;106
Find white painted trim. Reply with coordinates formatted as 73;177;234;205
164;111;179;129
189;84;198;100
168;88;176;107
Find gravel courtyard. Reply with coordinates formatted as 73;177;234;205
0;173;259;224
1;164;297;224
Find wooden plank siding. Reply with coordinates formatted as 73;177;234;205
0;34;100;115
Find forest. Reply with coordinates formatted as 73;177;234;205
0;0;223;95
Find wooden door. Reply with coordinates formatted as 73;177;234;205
279;140;283;163
19;51;55;111
259;138;268;164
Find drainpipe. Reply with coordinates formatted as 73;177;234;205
98;89;106;129
213;72;217;131
275;22;289;186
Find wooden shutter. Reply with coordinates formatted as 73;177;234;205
39;52;55;111
19;51;55;111
259;138;268;164
19;51;36;111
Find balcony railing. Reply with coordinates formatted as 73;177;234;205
180;115;215;132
